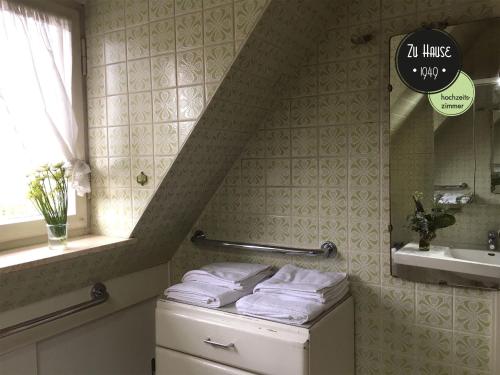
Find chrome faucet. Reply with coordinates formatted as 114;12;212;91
488;231;497;251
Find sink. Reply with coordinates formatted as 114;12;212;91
449;248;500;265
392;243;500;281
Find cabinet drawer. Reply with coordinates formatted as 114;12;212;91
156;347;254;375
156;304;309;375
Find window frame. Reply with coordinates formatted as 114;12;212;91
0;0;88;251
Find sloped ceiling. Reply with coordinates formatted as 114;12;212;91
130;0;334;261
0;0;334;312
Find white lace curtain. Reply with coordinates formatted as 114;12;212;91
0;0;90;197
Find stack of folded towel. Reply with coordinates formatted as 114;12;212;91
236;264;349;325
164;262;273;308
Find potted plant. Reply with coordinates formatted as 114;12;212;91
407;192;456;251
28;163;69;250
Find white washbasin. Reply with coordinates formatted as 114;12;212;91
392;243;500;279
449;248;500;265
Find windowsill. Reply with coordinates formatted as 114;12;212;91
0;235;136;274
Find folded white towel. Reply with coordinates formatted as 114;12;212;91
236;283;349;325
182;262;273;290
253;264;348;303
165;281;252;308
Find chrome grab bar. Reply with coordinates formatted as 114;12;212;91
191;230;337;258
203;338;235;349
0;283;109;339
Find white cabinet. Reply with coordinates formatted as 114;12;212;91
155;296;354;375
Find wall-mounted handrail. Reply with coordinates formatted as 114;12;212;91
434;182;468;190
0;283;108;339
191;230;337;258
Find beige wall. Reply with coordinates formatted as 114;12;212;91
85;0;267;237
169;1;500;374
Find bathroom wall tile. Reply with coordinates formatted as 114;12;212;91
381;287;415;323
129;92;153;124
318;28;349;63
349;23;380;58
150;0;174;20
127;24;150;60
355;312;382;349
204;5;233;45
131;124;154;156
381;0;416;19
179;121;195;145
88;98;107;128
318;157;347;187
205;82;219;102
292;188;318;217
151;54;177;89
319;188;347;218
108;126;130;156
89;158;109;188
241;159;265;186
291;128;318;157
350;282;381;316
106;95;129;126
153;122;178;155
234;0;267;41
292;217;318;248
154;156;174;186
152;89;177;122
177;48;204;85
381;352;416;374
349;220;380;252
349;252;380;283
109;157;131;187
87;67;106;98
242;131;266;158
176;12;203;50
87;35;105;67
88;128;108;158
265;129;290;158
106;63;128;95
240;187;265;214
290;97;317;127
453;333;491;371
381;319;414;355
318;94;348;125
132;188;154;222
127;58;152;92
348;90;379;124
266;187;291;216
205;43;234;82
290;65;318;97
349;0;380;24
348;57;379;91
178;85;204;120
417;362;452;375
131;157;154;188
318;125;347;156
349;189;379;220
416;326;452;363
318;62;348;94
265;215;291;246
265;100;290;129
349;157;379;187
203;0;232;8
416;291;453;329
175;0;202;14
266;159;290;186
150;19;176;56
454;297;493;335
319;218;348;260
105;30;126;64
108;188;133;235
223;161;241;186
292;158;318;187
356;347;382;375
125;0;149;26
350;123;379;155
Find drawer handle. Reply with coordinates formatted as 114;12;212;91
203;338;235;349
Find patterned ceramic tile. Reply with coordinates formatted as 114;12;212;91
290;97;317;127
318;62;348;94
292;158;318;187
125;0;149;26
131;157;154;188
127;24;150;60
105;30;126;64
204;5;234;45
292;188;318;217
176;12;203;50
88;98;107;128
131;124;154;155
88;127;109;158
349;251;380;283
129;92;153;124
453;333;491;371
292;217;318;247
177;48;204;85
109;157;131;187
150;19;176;55
150;0;174;21
454;297;493;335
87;67;106;98
265;159;290;186
106;63;128;95
291;128;318;157
127;58;152;92
266;187;291;215
106;95;129;126
153;122;178;155
318;94;348;125
234;0;267;40
382;319;414;354
416;326;452;362
205;43;234;82
108;126;130;156
381;287;415;323
152;89;178;122
416;291;453;329
318;158;347;187
178;85;205;120
87;34;105;67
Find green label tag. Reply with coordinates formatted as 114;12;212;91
427;71;475;116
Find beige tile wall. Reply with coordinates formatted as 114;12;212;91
85;0;268;237
171;1;500;373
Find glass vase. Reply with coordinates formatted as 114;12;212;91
418;232;434;251
47;223;68;250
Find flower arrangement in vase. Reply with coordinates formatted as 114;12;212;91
407;192;456;251
28;163;69;250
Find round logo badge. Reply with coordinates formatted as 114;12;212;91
395;29;462;94
428;71;475;116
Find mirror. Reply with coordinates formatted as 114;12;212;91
390;18;500;287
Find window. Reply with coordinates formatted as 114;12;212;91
0;0;87;247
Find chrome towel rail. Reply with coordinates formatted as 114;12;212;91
0;283;108;339
191;230;337;258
